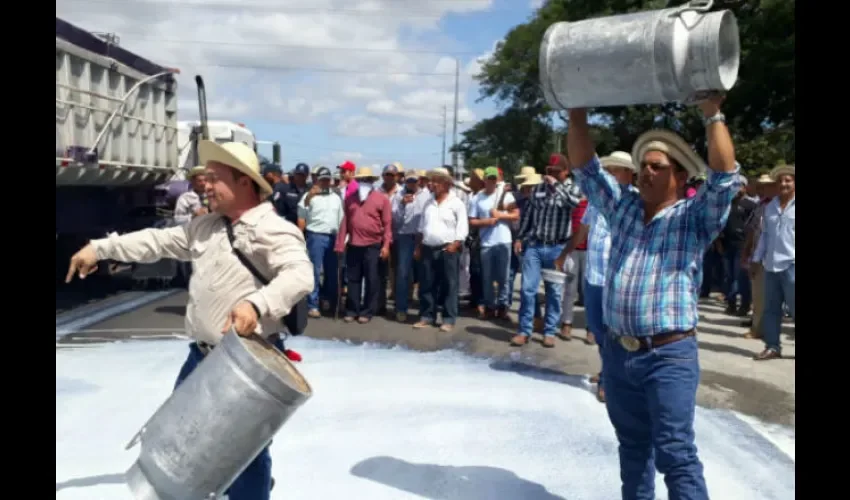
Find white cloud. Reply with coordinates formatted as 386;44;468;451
530;0;546;9
56;0;492;137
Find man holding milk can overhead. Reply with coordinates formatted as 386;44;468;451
65;139;314;500
566;93;739;499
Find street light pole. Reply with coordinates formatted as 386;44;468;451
441;105;447;167
451;58;460;179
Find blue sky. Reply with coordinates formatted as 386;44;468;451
57;0;544;173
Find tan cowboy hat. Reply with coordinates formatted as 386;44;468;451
756;173;775;184
188;166;206;178
769;164;795;180
427;167;453;180
198;140;272;196
601;151;636;171
416;169;428;178
354;167;378;180
520;173;544;187
472;168;485;180
632;130;706;178
392;161;404;173
454;179;472;193
515;166;536;181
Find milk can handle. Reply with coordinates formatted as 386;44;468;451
671;0;714;16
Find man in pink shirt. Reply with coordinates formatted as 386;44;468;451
335;167;392;323
337;160;359;200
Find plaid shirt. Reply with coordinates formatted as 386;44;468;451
517;175;582;243
581;184;638;287
573;156;739;337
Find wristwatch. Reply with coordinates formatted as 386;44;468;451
703;112;726;127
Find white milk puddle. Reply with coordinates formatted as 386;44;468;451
56;338;795;499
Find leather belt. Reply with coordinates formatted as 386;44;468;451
615;329;696;352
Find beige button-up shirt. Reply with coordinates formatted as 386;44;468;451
91;202;313;346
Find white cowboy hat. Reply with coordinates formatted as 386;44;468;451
198;140;272;196
769;164;795;180
631;129;707;178
520;173;544;187
354;167;378;180
427;167;453;180
600;151;636;171
514;166;537;181
188;166;206;178
454;179;471;193
756;173;775;184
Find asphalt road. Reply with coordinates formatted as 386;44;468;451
56;290;796;427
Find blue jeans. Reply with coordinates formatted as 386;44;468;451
518;242;565;336
305;231;338;311
723;244;751;310
509;251;542;317
602;335;708;500
480;244;511;309
394;234;417;314
584;281;605;384
174;344;272;500
762;264;795;352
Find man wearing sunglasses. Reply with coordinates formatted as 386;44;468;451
566;94;739;500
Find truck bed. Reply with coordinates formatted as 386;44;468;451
56;18;179;187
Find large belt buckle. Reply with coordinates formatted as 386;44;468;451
619;336;641;352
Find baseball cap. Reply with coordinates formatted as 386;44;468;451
293;163;310;175
316;166;332;179
548;153;568;168
484;166;499;179
262;163;282;175
338;161;356;172
382;164;399;175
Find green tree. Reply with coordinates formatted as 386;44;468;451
470;0;795;175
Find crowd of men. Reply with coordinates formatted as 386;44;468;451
70;93;795;499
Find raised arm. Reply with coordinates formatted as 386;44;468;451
566;109;623;220
93;224;192;264
688;96;740;243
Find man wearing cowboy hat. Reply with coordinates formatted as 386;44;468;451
740;173;778;338
413;167;469;332
334;166;393;324
173;166;209;225
565;94;739;498
751;164;795;361
511;153;582;348
557;151;637;403
65;140;313;500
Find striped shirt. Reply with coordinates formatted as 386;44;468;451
581;184;639;287
517;175;582;243
573;156;739;337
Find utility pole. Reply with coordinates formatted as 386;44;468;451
441;105;447;167
451;57;460;179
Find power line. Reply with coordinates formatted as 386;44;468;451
117;33;480;56
63;0;502;19
167;61;456;76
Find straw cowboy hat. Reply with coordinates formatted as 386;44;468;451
520;173;544;187
631;129;707;178
756;173;775;184
188;166;206;178
416;169;428;178
515;166;537;181
392;161;404;173
769;164;795;180
472;168;485;180
198;140;272;196
354;167;379;180
600;151;636;171
427;167;453;181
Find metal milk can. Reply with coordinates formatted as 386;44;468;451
124;332;313;500
539;0;740;109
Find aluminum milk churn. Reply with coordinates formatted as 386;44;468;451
539;0;740;109
124;332;313;500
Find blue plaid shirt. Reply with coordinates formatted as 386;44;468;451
581;184;637;287
573;156;739;337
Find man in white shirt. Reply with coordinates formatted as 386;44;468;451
469;166;519;319
298;166;345;317
413;167;469;332
173;166;208;224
